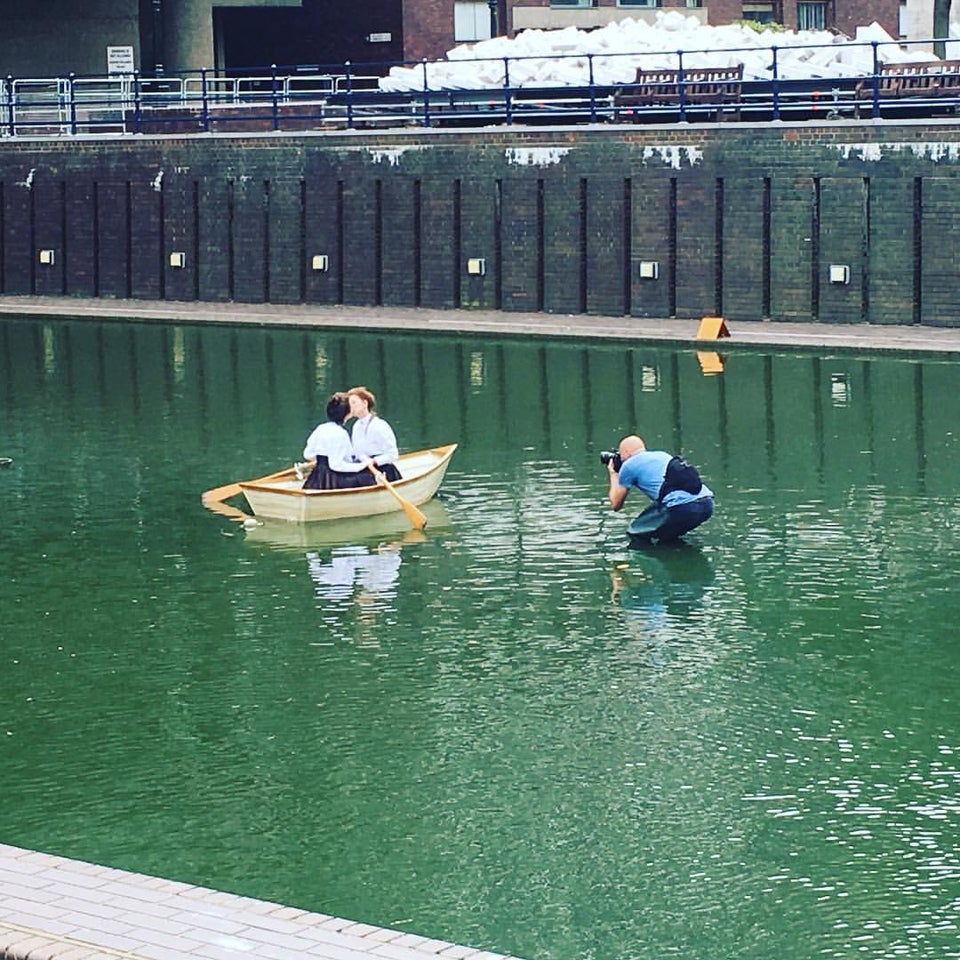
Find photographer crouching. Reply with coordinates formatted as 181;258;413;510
603;435;714;547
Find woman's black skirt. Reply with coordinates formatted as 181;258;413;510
302;457;402;490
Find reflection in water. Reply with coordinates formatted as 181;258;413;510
307;544;402;616
610;543;716;662
242;498;450;550
3;316;960;960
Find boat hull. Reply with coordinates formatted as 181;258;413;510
237;443;457;523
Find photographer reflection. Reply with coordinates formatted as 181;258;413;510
610;543;716;657
603;435;714;547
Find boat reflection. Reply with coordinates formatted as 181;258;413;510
242;498;451;551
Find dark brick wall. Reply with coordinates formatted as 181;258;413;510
4;123;960;327
868;178;915;326
920;177;960;327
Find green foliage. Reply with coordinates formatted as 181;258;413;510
734;19;788;33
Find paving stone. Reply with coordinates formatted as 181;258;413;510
0;810;519;960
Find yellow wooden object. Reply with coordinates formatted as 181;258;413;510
696;316;730;340
697;351;726;375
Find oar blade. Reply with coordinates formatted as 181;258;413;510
202;482;243;503
373;467;428;531
402;500;428;530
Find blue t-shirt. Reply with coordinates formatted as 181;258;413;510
617;450;713;507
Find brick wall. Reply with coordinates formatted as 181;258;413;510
505;0;899;37
403;0;455;64
2;122;960;327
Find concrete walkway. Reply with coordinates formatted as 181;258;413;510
0;843;516;960
1;294;959;355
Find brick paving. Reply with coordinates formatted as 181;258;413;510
0;294;959;355
0;844;518;960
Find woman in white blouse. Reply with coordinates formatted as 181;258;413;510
301;392;376;489
346;385;402;482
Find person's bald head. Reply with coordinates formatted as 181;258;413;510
618;435;646;460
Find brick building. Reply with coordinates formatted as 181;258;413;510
506;0;902;40
0;0;927;80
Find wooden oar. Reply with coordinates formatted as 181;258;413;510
201;463;308;505
372;467;427;531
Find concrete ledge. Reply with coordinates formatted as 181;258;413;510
1;294;958;357
0;843;520;960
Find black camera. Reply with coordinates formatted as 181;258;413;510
599;450;623;471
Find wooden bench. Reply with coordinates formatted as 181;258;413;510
855;59;960;101
615;64;743;121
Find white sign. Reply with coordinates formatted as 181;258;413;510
107;45;135;75
367;32;392;43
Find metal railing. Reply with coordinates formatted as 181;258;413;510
2;37;959;137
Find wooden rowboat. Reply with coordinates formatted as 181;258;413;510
203;443;457;524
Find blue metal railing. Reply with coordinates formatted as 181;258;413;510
0;36;958;137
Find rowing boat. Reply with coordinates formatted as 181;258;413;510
203;443;457;523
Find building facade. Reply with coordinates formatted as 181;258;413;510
0;0;929;80
506;0;901;41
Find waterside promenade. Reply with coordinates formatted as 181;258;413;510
1;295;959;356
0;843;517;960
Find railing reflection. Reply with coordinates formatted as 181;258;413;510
2;319;956;515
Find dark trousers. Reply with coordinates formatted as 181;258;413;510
628;497;714;547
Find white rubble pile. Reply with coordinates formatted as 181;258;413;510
379;13;942;92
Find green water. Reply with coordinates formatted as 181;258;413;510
1;317;959;960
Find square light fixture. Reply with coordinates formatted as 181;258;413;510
311;254;329;272
38;249;56;265
829;264;850;284
169;252;186;269
638;260;659;280
466;257;486;276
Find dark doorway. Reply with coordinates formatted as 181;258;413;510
213;0;404;74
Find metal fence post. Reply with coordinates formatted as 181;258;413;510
133;69;142;134
588;53;597;123
68;72;77;135
870;41;880;119
201;67;209;132
677;51;686;122
421;58;431;127
504;57;512;125
345;61;353;129
271;63;280;130
771;46;780;121
5;75;14;137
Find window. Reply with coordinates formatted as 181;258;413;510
551;0;595;7
618;0;660;6
742;1;775;23
797;1;827;29
454;0;492;41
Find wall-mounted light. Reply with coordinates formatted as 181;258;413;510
311;254;329;272
829;264;850;284
38;249;55;266
466;257;486;276
169;252;186;268
638;260;659;280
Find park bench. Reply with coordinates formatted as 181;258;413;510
855;59;960;101
614;64;743;121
